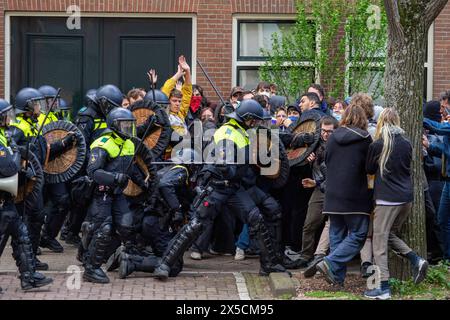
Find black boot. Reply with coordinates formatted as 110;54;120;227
83;264;109;284
154;219;203;280
118;252;160;279
40;234;64;253
65;232;81;246
11;223;53;290
35;258;49;271
256;223;290;277
20;271;53;290
83;224;112;284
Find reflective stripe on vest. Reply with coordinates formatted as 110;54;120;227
10;116;38;138
94;119;108;131
0;128;7;147
213;118;249;149
90;134;135;159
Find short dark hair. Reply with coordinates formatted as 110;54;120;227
193;85;204;97
320;116;339;129
440;90;450;102
253;94;268;109
302;92;321;107
309;83;325;100
256;81;271;91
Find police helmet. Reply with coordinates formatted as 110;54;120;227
57;98;72;121
84;89;97;107
144;90;169;105
226;99;265;122
96;85;123;117
38;85;60;112
106;107;136;140
0;99;15;127
14;87;46;117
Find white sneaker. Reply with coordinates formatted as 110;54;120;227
235;248;246;261
190;252;202;260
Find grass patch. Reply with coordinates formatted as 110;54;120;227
389;261;450;300
305;290;362;300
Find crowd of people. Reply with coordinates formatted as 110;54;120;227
0;54;449;300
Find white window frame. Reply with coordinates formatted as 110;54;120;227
233;14;308;88
4;12;197;100
345;23;434;102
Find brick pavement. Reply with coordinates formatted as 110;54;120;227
0;243;259;300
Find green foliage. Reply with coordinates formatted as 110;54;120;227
389;261;450;299
260;0;387;102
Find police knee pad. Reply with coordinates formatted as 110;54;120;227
97;223;113;241
247;208;264;228
261;197;282;222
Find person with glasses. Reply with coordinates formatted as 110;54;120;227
284;116;338;270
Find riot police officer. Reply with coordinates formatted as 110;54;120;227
153;99;289;280
0;99;53;290
38;85;72;253
83;106;139;284
63;89;109;245
37;85;60;127
9;87;75;270
117;148;198;279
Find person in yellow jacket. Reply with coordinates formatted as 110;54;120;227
161;55;192;137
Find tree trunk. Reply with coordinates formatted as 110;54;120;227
385;21;427;281
383;0;448;280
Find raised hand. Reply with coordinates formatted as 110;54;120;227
147;69;158;86
176;80;183;91
178;55;190;72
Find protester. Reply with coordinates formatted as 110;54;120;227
365;108;428;299
317;105;372;287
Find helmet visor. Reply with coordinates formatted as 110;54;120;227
28;98;46;116
115;119;136;138
44;97;60;113
0;106;15;127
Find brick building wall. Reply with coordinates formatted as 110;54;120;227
433;2;450;99
0;0;448;102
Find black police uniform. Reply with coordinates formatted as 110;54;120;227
0;125;53;290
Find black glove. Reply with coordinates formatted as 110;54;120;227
21;166;35;179
62;132;76;148
302;132;315;145
172;210;184;227
114;173;129;187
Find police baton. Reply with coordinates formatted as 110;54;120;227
196;59;227;107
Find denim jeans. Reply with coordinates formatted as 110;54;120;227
236;224;250;250
438;182;450;260
325;214;369;284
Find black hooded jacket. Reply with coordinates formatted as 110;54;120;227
323;126;373;215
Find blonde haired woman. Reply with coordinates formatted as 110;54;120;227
365;108;428;300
